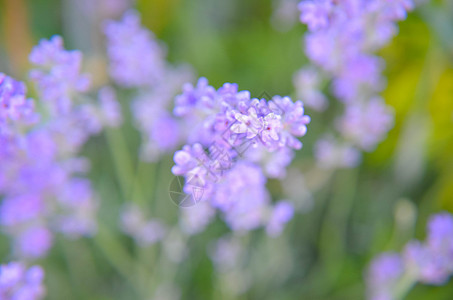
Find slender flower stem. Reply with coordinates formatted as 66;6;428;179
394;273;417;300
93;225;147;297
105;127;135;201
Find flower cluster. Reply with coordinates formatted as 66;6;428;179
367;212;453;300
0;35;119;259
0;262;45;300
29;36;91;115
296;0;416;167
0;74;37;136
171;77;310;233
104;10;165;88
104;10;193;161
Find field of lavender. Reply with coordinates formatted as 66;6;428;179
0;0;453;299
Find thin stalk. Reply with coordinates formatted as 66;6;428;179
105;128;135;201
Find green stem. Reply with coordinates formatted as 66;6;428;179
394;273;417;300
105;128;135;201
93;225;146;297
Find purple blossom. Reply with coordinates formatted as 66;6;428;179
298;0;333;31
174;77;217;117
0;74;37;135
0;195;43;227
15;227;53;259
172;78;310;233
231;107;264;139
337;97;394;150
212;162;269;231
266;201;294;237
268;96;311;150
403;241;451;285
1;45;98;259
426;213;453;252
29;36;90;115
293;68;328;111
332;55;383;102
368;212;453;299
0;262;45;300
98;87;123;127
244;146;294;178
295;0;416;163
367;253;403;300
403;213;453;284
55;178;98;238
148;114;180;153
104;10;165;87
179;201;216;235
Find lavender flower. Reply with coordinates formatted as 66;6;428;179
104;10;165;87
0;262;45;300
293;68;328;111
367;253;404;300
29;36;90;115
368;212;453;299
213;162;270;231
337;97;394;150
179;201;216;235
15;227;53;259
98;87;123;128
295;0;416;166
172;78;310;233
107;9;196;161
132;66;193;161
0;74;37;135
404;213;453;285
266;201;294;237
298;0;333;31
0;39;99;259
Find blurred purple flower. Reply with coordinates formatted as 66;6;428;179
337;97;394;150
15;227;53;259
172;78;310;234
298;0;333;31
179;201;216;235
0;74;38;135
98;87;123;128
266;201;294;237
0;262;45;300
367;252;403;300
104;10;165;87
29;36;90;115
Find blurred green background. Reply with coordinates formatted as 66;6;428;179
0;0;453;299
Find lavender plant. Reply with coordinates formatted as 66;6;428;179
295;0;417;168
0;1;451;299
368;212;453;300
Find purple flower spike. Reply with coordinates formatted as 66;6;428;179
298;0;333;31
0;74;37;134
171;78;310;234
367;252;403;300
104;10;165;87
15;227;53;259
0;262;45;300
29;36;90;115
